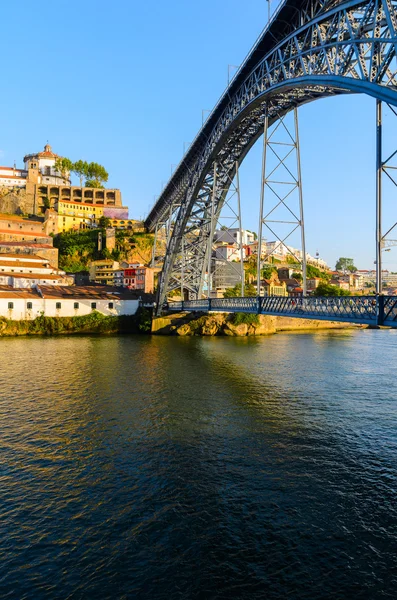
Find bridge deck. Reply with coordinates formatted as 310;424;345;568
166;296;397;327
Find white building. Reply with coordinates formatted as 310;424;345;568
23;144;70;186
214;228;255;246
215;245;246;262
0;144;70;189
0;253;60;275
0;286;141;321
0;253;71;287
0;166;27;187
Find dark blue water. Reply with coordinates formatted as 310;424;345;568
0;330;396;599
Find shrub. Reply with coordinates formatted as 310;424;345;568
231;312;260;326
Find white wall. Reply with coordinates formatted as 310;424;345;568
0;297;140;320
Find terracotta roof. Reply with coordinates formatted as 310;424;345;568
38;285;136;299
0;174;26;180
0;287;40;298
0;253;49;260
0;229;47;237
0;272;67;280
23;144;59;162
0;242;54;248
0;261;50;269
0;166;26;171
0;214;42;223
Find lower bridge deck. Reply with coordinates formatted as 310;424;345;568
166;296;397;327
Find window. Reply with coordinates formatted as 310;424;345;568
91;302;96;310
108;302;114;309
74;302;79;309
8;302;13;309
27;302;32;309
56;302;61;309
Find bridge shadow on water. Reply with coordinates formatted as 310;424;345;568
124;331;397;600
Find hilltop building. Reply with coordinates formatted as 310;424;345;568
0;144;123;216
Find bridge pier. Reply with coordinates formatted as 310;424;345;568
257;107;307;295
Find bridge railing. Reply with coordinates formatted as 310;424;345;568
165;295;392;325
383;296;397;326
259;296;378;324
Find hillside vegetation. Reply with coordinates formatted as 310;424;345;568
54;229;155;272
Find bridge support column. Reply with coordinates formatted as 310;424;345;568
257;107;307;295
376;99;382;295
236;161;245;297
206;162;218;298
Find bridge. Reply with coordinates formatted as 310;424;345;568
146;0;397;320
167;295;397;327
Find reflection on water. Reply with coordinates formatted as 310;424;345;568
0;330;396;599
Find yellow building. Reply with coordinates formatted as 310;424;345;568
108;218;145;231
89;260;120;285
55;200;105;232
261;279;288;296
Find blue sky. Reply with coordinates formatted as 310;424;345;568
2;0;397;271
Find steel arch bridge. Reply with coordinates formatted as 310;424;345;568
146;0;397;311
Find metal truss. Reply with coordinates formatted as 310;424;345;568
257;107;307;294
148;0;397;309
150;202;180;270
376;100;397;291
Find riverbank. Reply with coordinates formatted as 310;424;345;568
152;312;362;336
0;309;361;337
0;308;152;337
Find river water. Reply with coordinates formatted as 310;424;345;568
0;330;396;599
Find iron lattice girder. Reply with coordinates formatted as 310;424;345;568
149;0;397;306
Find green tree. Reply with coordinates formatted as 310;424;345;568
54;157;73;179
292;271;302;281
73;160;89;187
313;282;350;297
335;257;356;272
99;216;111;229
86;162;108;188
306;264;330;279
223;282;256;297
42;196;51;209
261;265;277;279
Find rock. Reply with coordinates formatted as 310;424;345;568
199;318;219;336
175;323;193;336
223;322;249;336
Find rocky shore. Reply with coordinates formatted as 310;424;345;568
152;312;360;336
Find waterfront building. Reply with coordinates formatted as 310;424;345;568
123;263;154;293
0;286;141;320
0;241;58;269
113;269;124;287
0;253;59;274
89;260;120;286
0;253;71;287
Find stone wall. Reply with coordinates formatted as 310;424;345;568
0;187;33;215
152;312;360;336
